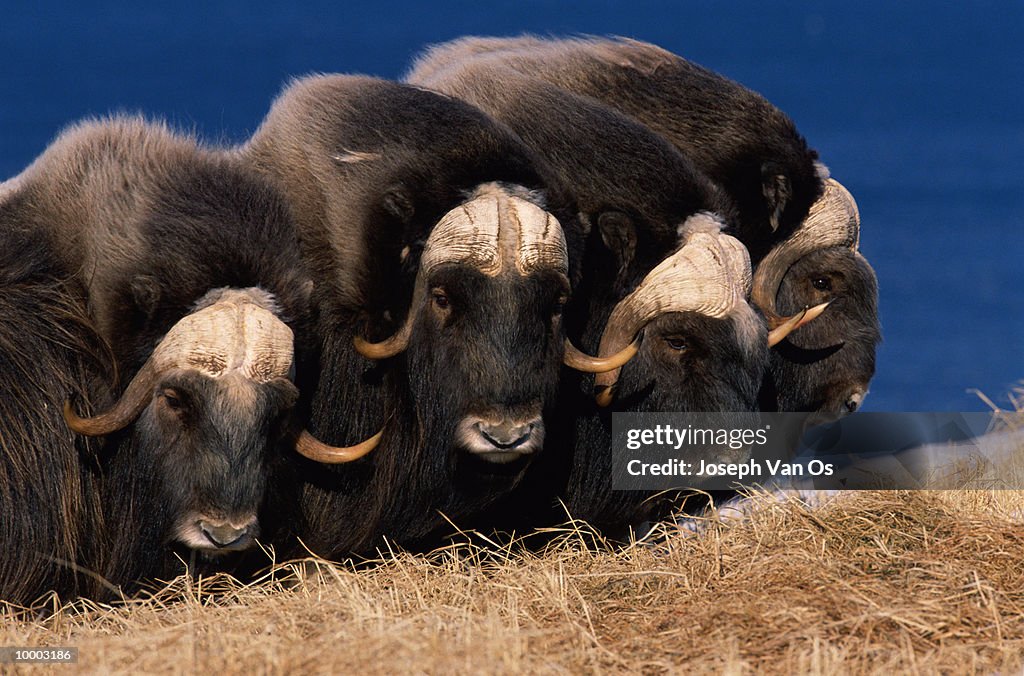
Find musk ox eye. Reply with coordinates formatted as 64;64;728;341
161;388;183;410
431;287;450;309
811;276;832;292
552;295;568;316
664;337;687;351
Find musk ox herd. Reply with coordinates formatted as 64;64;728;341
0;36;880;605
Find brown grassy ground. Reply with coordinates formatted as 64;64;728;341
2;489;1023;674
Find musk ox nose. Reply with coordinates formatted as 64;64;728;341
198;518;256;550
479;420;534;449
457;415;544;463
843;388;867;414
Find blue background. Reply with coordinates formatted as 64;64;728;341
2;1;1021;412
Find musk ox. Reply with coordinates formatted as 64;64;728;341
408;36;881;416
240;75;607;554
407;59;770;531
0;118;330;597
567;221;766;530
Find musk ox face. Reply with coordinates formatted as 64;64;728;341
406;264;569;464
136;370;299;554
766;247;880;413
749;178;880;414
612;311;766;414
342;182;577;469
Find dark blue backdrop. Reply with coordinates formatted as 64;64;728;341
2;1;1021;411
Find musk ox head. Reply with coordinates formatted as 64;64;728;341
584;214;768;413
64;287;304;554
301;182;602;467
752;178;881;414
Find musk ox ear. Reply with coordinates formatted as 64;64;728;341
382;187;415;224
567;212;592;288
265;376;300;411
597;210;637;284
130;275;162;320
761;162;792;232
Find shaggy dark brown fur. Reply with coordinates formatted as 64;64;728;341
0;226;113;605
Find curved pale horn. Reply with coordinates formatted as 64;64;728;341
353;274;426;360
592;232;740;406
295;428;381;463
64;360;160;436
752;179;859;335
766;301;831;347
563;337;640;373
592;328;643;407
419;182;569;278
715;227;754;295
420;180;563;277
354;319;413;360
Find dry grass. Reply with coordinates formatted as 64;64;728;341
3;489;1023;674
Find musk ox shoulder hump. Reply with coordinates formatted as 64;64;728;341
22;115;201;180
12;115;216;228
407;35;547;82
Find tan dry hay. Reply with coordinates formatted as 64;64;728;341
2;489;1023;674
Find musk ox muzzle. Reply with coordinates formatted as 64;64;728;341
175;513;259;553
456;413;545;463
